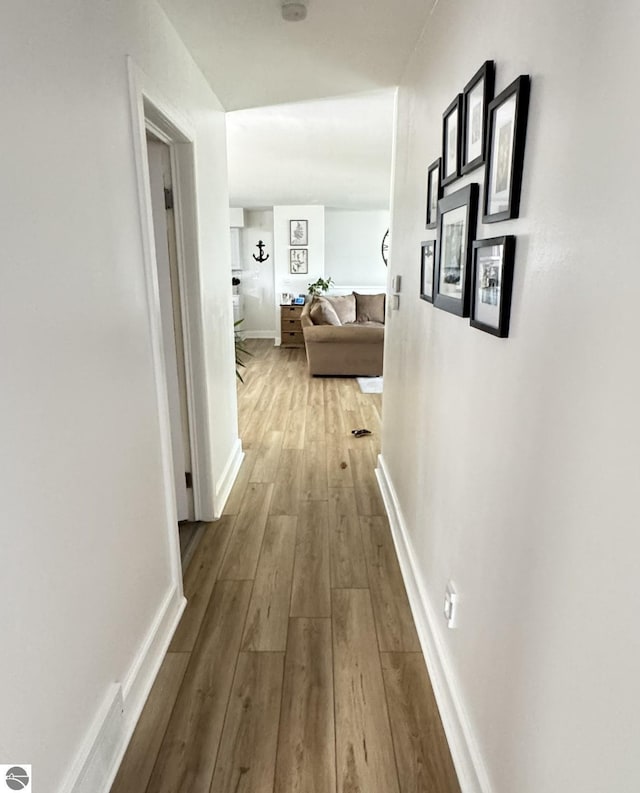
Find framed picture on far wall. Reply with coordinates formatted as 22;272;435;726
483;75;531;223
442;94;463;187
462;60;495;174
289;248;308;274
425;158;442;229
471;236;516;337
434;183;479;317
290;219;308;246
420;241;436;303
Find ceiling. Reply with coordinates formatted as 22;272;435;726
157;0;432;210
157;0;432;111
226;89;396;210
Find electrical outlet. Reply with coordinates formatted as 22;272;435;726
444;581;459;629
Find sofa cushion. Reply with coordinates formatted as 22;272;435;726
303;323;385;344
310;298;342;326
354;292;385;324
326;293;356;324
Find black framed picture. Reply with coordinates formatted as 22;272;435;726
290;219;308;246
461;60;495;174
420;241;436;303
289;248;308;274
442;95;463;187
471;236;515;337
434;183;479;316
425;159;442;229
483;75;531;223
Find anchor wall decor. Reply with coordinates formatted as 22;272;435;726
252;240;270;263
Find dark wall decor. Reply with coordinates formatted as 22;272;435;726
470;235;516;337
252;239;270;262
425;158;442;229
420;240;436;303
442;94;463;187
381;228;389;265
434;183;479;316
483;75;531;223
461;60;495;174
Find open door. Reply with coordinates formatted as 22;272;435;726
145;134;194;522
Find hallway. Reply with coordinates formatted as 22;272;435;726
110;340;460;793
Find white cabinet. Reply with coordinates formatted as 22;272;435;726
232;294;244;323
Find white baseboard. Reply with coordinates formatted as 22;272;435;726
376;454;491;793
242;330;276;339
61;585;186;793
214;438;244;518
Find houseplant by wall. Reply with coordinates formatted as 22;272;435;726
308;277;334;296
234;319;252;382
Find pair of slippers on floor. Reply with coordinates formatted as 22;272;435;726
351;428;372;438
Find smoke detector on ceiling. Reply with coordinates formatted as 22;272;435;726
281;0;307;21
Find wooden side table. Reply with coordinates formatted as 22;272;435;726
280;304;305;348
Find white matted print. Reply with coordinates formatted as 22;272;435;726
471;235;516;337
439;205;467;299
444;108;459;179
443;95;464;186
420;240;435;302
426;159;441;228
474;243;503;326
429;168;439;219
289;248;308;274
466;81;485;164
289;219;308;246
434;183;479;317
487;94;516;216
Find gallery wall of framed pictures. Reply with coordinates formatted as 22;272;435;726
421;59;531;338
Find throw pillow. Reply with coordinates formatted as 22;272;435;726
354;292;385;324
326;293;357;324
310;298;342;326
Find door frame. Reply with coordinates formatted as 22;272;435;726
127;58;214;584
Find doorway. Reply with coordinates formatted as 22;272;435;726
145;132;199;565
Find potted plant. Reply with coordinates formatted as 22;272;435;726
307;277;334;297
234;319;252;383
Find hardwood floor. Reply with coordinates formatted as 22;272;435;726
110;340;460;793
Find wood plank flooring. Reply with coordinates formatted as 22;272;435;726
110;340;460;793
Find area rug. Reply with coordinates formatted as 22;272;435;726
357;377;383;394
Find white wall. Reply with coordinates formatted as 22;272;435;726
0;0;237;790
325;209;389;288
239;210;276;337
273;205;325;343
381;1;640;792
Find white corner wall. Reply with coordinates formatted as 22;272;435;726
273;205;325;343
381;2;640;792
0;1;238;791
325;209;389;289
239;210;276;337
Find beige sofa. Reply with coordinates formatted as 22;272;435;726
301;292;385;376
